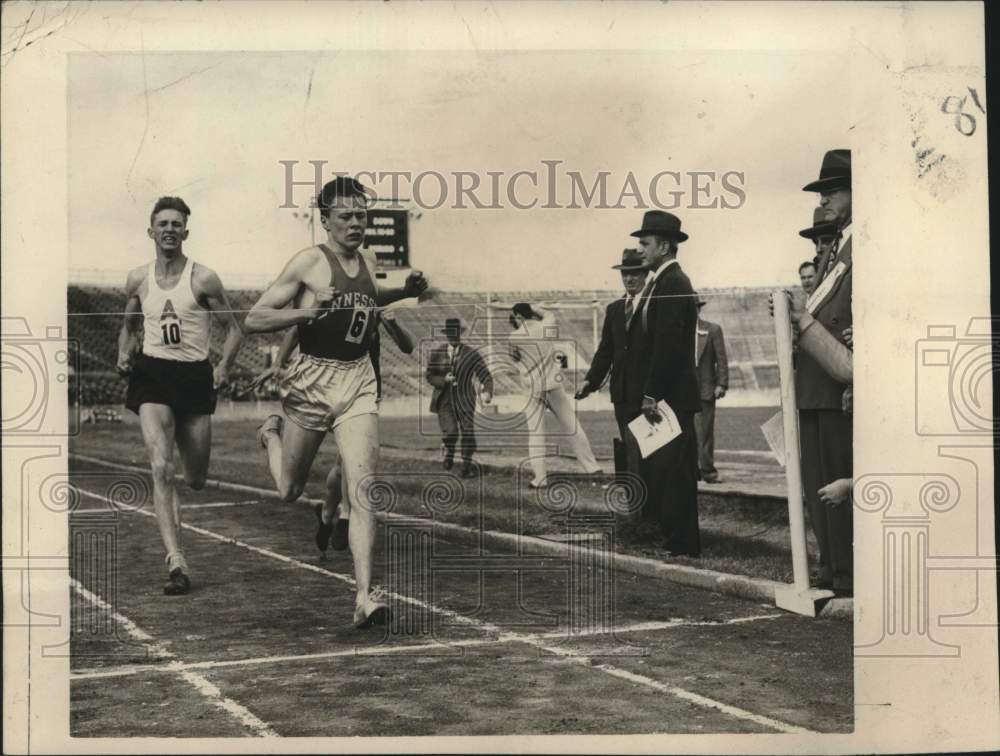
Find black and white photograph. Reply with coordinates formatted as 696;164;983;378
2;1;997;753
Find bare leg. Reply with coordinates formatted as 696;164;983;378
173;413;213;555
138;404;186;579
323;460;343;524
333;412;381;624
175;413;212;490
261;415;326;503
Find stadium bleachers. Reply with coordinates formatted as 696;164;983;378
68;285;780;406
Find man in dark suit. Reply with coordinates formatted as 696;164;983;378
575;248;648;478
797;148;853;596
426;317;494;478
631;211;702;556
694;295;729;483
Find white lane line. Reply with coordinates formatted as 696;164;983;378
72;478;811;734
70;578;277;737
71;614;786;681
71;500;261;515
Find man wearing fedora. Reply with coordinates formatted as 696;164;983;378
426;317;494;478
694;294;729;484
797;148;854;597
799;206;840;289
576;248;649;479
631;210;702;556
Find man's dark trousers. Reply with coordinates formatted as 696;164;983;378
438;391;476;466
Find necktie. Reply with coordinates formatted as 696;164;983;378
819;233;843;282
638;277;656;331
624;295;634;327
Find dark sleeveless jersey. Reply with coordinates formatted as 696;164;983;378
297;245;378;361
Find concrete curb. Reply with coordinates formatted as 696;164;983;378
70;453;851;619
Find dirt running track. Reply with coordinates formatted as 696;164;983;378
68;458;852;737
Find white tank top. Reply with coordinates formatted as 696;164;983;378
141;258;211;361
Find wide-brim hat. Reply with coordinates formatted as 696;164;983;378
443;317;466;334
803;149;851;193
799;206;840;239
612;248;647;271
629;211;688;242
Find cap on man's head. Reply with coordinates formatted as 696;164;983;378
443;317;466;335
612;248;647;271
799;207;840;240
802;149;851;193
629;210;689;242
512;303;535;320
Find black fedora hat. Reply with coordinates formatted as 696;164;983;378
442;317;466;334
612;248;647;271
629;211;689;242
798;207;840;240
802;149;851;193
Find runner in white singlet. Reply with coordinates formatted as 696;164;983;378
118;197;244;596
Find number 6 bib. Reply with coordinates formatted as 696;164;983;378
344;305;371;345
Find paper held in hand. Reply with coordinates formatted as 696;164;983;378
628;401;681;459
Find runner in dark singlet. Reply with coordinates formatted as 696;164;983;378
244;176;428;629
248;308;415;555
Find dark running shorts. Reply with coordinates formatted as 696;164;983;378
125;354;217;417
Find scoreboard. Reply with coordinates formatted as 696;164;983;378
364;208;409;269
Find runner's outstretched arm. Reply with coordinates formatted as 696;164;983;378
245;249;331;334
375;269;429;307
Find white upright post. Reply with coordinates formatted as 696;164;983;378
772;290;834;616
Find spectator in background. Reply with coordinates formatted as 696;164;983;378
797;148;854;597
798;261;818;296
509;303;603;488
426;317;493;479
576;248;648;479
694;294;729;484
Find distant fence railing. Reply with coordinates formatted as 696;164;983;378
68;285;781;406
